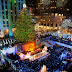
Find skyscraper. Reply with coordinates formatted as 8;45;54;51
0;0;26;37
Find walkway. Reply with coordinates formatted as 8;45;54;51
41;37;72;50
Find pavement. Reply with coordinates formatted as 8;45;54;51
41;37;72;50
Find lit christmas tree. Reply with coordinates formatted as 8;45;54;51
14;8;36;43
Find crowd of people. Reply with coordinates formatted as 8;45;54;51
5;43;72;72
50;36;72;46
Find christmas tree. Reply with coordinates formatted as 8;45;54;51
14;9;36;43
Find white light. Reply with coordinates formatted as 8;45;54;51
23;4;26;8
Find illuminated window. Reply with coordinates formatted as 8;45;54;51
3;24;5;27
14;1;16;3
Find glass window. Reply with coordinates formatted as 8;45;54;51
44;24;46;26
1;0;3;3
3;21;5;24
3;24;5;27
2;11;4;14
21;3;23;9
7;24;9;27
15;10;16;14
6;10;8;15
41;23;43;25
7;21;8;24
5;0;7;4
6;5;7;9
15;7;16;10
47;23;49;26
56;24;57;27
51;23;53;27
3;16;4;19
11;1;12;10
2;5;4;10
6;15;8;19
15;16;16;21
11;16;13;21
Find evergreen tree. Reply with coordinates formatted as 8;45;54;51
14;9;36;43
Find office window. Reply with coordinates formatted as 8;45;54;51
51;23;53;27
7;21;8;24
11;6;12;10
3;24;5;27
6;15;8;19
1;0;3;3
7;24;9;27
44;24;46;26
2;11;4;14
3;21;5;24
11;16;13;22
15;10;16;14
6;5;7;9
15;6;16;10
15;3;16;5
21;3;23;9
15;16;16;21
6;10;8;15
19;7;20;10
18;2;20;10
11;1;12;10
11;12;12;14
2;5;4;10
3;16;4;19
56;24;57;27
5;0;7;4
7;21;9;27
41;23;43;25
47;23;49;26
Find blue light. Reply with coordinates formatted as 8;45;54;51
3;46;6;50
9;28;13;37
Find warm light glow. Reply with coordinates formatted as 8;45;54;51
22;42;36;52
25;52;31;58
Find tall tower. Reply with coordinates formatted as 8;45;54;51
0;0;26;37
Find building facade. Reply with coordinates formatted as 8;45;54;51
0;0;26;37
